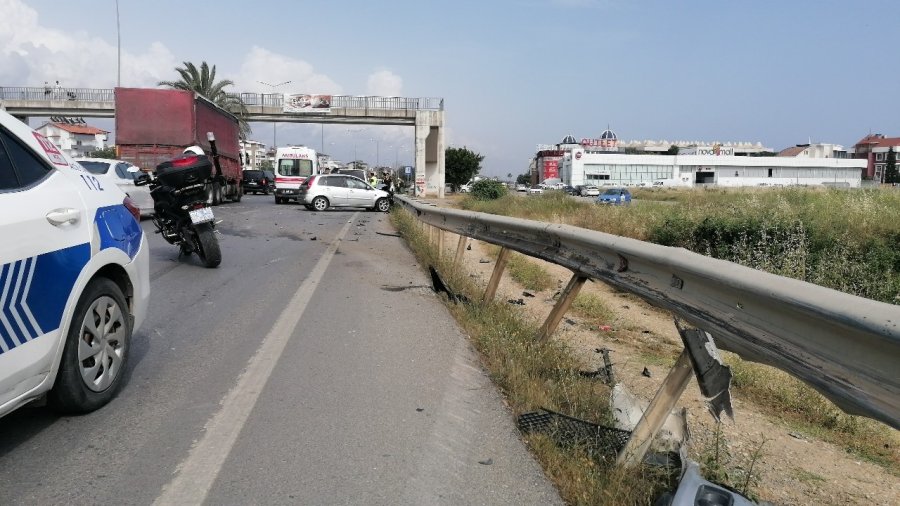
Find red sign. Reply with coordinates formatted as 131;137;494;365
33;132;68;166
543;158;560;179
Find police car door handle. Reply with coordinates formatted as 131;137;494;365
46;208;81;226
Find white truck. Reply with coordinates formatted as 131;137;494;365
652;177;692;188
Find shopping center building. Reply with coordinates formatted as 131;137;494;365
538;130;866;188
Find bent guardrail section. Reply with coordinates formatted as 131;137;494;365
394;196;900;430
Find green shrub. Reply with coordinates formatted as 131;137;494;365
471;179;508;200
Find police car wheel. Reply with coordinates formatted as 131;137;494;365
49;278;131;414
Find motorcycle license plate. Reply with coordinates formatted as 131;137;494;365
189;207;215;224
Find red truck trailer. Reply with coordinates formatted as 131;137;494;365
115;87;242;205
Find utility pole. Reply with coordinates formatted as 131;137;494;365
258;80;291;149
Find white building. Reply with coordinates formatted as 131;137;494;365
559;149;865;188
620;139;774;156
239;139;268;169
35;121;108;158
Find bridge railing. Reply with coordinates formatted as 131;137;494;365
0;86;115;102
231;92;443;111
1;87;444;111
393;195;900;432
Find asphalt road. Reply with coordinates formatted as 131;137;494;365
0;195;562;505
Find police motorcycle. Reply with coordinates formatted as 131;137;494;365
134;133;223;268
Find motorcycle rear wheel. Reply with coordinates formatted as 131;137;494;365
194;223;221;268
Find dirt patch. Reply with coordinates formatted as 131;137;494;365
440;228;899;505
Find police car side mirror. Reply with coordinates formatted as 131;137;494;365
134;174;151;186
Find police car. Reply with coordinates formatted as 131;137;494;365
0;109;149;417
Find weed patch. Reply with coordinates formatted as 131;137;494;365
391;208;675;502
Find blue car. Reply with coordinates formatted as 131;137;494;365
596;188;632;205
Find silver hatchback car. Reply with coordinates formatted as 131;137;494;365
298;174;392;212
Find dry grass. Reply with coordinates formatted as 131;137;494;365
391;209;676;503
724;353;900;471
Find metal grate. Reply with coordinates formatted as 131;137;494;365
517;408;632;456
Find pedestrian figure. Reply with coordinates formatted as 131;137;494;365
54;80;61;98
44;81;51;95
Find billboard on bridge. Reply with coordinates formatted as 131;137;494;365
284;94;331;113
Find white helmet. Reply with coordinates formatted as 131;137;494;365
183;145;205;156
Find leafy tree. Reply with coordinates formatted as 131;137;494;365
666;145;679;155
259;160;274;170
445;146;484;190
158;61;251;138
89;146;117;159
516;173;530;184
884;147;898;184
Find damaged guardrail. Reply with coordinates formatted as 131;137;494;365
393;196;900;433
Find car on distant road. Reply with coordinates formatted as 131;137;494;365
241;169;274;195
75;157;153;217
580;185;600;197
516;184;528;192
297;174;392;212
1;108;149;418
562;185;578;195
596;187;632;205
334;168;367;182
459;183;471;193
528;185;544;195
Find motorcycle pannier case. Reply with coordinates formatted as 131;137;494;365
155;155;213;188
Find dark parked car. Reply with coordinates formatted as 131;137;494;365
562;185;578;195
242;169;275;194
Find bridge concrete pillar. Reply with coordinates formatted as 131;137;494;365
414;110;445;198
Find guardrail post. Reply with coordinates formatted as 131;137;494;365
616;350;693;467
453;235;467;268
483;247;512;303
437;229;445;256
536;274;587;343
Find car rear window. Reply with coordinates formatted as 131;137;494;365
77;160;110;175
243;170;263;178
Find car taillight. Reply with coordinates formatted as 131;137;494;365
123;196;140;222
171;154;203;167
261;178;268;185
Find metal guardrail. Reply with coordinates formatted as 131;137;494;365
394;196;900;430
0;87;443;111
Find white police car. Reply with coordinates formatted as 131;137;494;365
0;109;149;417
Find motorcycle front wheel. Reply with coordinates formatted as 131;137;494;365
194;222;221;268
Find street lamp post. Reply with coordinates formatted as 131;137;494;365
370;138;379;167
115;0;121;87
258;80;291;149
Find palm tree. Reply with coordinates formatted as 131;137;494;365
158;61;251;138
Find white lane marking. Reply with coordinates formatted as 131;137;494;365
154;213;358;505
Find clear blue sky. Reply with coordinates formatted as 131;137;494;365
2;0;897;177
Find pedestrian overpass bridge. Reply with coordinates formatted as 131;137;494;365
0;86;446;197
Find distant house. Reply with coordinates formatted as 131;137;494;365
35;121;109;158
776;143;848;159
852;134;900;181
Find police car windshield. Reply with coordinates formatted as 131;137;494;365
78;161;111;175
